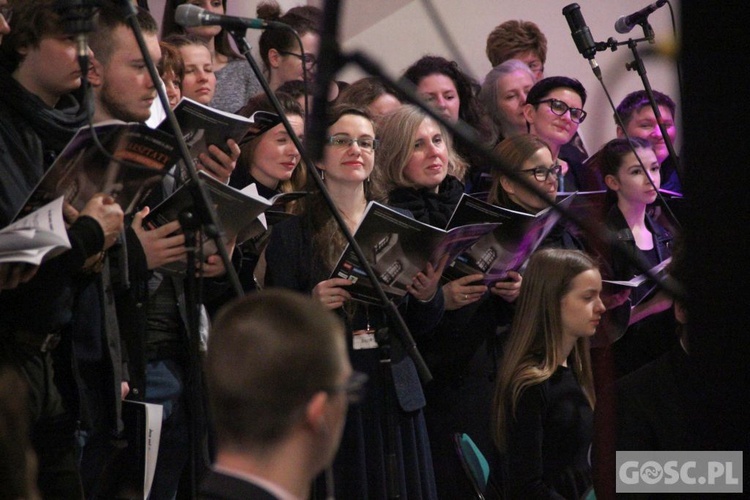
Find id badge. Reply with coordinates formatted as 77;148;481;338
352;328;378;350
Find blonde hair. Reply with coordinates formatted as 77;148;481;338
492;248;597;452
374;105;467;194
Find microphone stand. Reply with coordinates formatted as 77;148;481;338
600;25;683;189
118;2;244;497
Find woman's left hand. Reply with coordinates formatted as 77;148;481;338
197;139;240;184
408;254;449;302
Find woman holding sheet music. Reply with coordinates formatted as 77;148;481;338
264;105;444;499
488;133;586;252
375;105;519;498
221;92;305;295
596;137;675;378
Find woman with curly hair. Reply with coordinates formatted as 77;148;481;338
403;55;495;193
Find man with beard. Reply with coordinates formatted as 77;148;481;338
87;4;240;497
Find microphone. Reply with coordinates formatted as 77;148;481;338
174;4;286;30
55;0;100;66
562;3;601;77
615;0;668;34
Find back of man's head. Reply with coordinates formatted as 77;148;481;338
0;0;63;71
207;290;347;455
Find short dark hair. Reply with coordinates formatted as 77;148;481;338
0;0;63;71
486;20;548;67
89;4;158;67
526;76;587;107
615;90;676;128
207;290;346;453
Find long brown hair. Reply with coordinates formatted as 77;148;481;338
492;248;597;452
309;106;383;274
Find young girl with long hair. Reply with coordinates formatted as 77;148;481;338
492;248;604;499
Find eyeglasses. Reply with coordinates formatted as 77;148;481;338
325;371;368;404
0;5;12;22
534;98;587;124
521;163;562;182
278;50;317;68
327;135;379;152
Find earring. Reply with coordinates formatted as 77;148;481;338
320;170;325;180
366;176;371;184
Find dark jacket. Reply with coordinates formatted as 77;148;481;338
199;470;280;500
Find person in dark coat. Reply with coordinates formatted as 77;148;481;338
375;105;523;498
489;249;604;499
265;106;444;499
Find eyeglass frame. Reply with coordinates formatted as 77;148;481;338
533;98;588;124
326;135;379;152
277;50;317;67
323;371;369;404
0;5;12;22
520;163;562;182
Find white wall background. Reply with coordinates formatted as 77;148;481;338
148;0;680;154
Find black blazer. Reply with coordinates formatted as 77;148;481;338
199;470;281;500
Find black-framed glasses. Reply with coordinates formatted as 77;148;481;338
327;135;379;152
0;5;12;22
278;50;317;67
521;163;562;182
325;371;369;404
534;98;587;124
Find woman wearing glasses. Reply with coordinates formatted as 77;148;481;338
161;0;262;113
524;76;589;192
264;106;444;499
256;1;321;92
